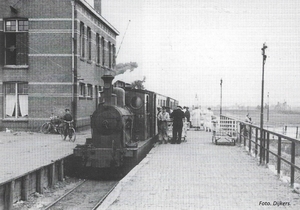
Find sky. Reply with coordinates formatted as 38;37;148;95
97;0;300;108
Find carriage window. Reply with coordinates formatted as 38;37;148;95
130;96;143;109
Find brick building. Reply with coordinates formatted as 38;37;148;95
0;0;119;131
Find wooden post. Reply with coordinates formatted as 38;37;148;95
255;128;258;157
36;168;44;194
21;175;29;201
291;141;296;186
266;133;270;164
49;163;55;187
263;131;266;163
249;126;252;153
4;181;14;210
259;130;263;164
277;137;281;176
58;160;64;181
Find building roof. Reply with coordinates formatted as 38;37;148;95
78;0;120;35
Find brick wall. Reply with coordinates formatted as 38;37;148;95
0;0;118;131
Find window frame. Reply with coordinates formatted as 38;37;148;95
80;22;85;58
112;44;116;68
96;33;100;64
87;84;93;99
79;82;86;98
4;18;29;66
5;19;29;32
101;37;105;66
108;41;111;68
4;82;29;119
87;27;92;61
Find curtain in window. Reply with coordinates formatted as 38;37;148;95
5;95;15;117
19;95;28;116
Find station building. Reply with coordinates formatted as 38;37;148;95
0;0;119;131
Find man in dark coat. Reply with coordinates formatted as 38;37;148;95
170;106;185;144
184;106;191;127
62;109;73;138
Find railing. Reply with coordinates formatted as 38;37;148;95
221;114;300;187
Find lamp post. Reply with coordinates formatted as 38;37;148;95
220;79;223;117
260;43;267;164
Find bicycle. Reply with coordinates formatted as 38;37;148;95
41;114;63;134
61;120;76;142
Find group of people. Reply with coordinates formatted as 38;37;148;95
157;105;190;144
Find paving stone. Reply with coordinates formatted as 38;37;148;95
99;131;300;210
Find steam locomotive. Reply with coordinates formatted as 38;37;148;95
73;75;178;176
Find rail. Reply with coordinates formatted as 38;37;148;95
221;114;300;187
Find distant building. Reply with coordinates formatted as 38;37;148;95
0;0;119;131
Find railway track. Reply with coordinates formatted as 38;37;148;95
44;179;118;210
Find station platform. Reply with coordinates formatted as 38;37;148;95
0;130;89;184
99;130;300;210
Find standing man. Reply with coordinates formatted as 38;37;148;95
62;108;73;138
157;106;162;136
184;106;191;128
157;106;170;144
170;106;185;144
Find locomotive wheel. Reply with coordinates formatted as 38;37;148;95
41;122;51;134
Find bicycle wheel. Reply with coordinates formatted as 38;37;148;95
41;122;51;134
57;128;67;140
68;128;76;142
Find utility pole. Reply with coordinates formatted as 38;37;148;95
260;43;267;164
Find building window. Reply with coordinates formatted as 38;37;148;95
87;27;91;61
80;22;85;58
4;19;28;65
5;82;28;118
112;44;116;68
87;84;93;98
108;41;111;68
101;37;105;66
96;33;100;64
79;83;85;97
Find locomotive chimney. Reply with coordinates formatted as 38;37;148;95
102;75;114;105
